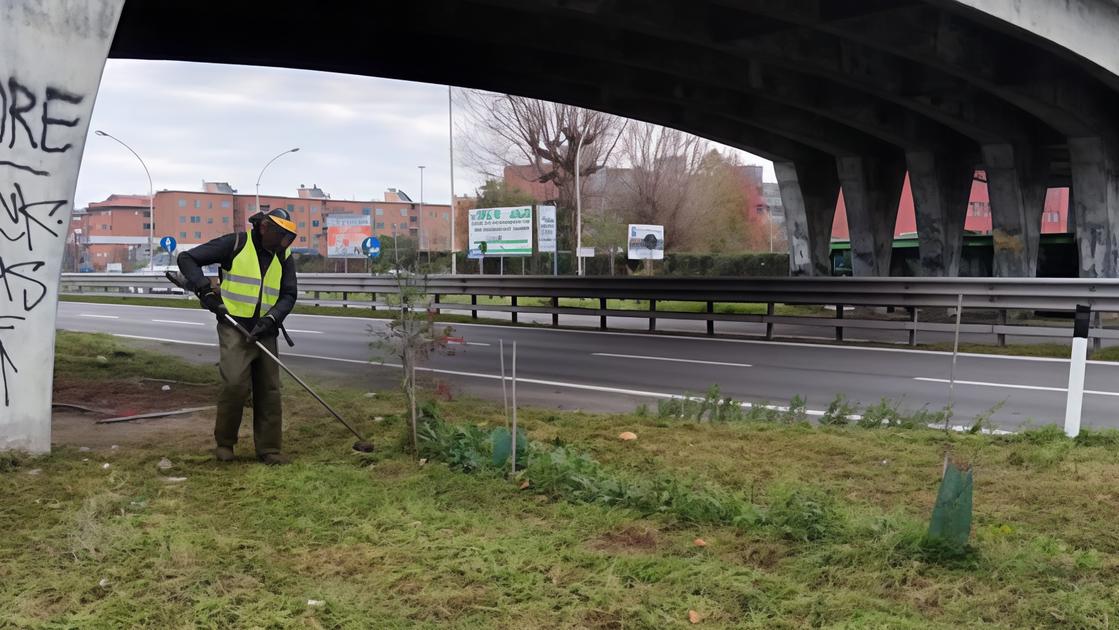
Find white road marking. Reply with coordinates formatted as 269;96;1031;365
447;340;490;346
914;376;1119;397
285;329;323;334
592;352;751;368
152;319;204;326
105;332;1040;433
66;301;1119;366
113;334;215;347
79;314;118;319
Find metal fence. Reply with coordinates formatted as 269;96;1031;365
60;273;1119;345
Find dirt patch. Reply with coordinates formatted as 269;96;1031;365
54;377;217;419
52;410;214;450
590;525;659;554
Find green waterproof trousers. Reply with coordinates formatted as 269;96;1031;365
214;322;283;455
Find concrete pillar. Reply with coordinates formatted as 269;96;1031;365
981;143;1047;277
1069;137;1119;278
774;160;839;276
836;154;907;276
0;1;125;453
906;151;974;276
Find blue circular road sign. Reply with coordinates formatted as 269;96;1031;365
160;236;177;252
362;236;381;259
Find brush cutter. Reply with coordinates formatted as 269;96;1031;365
165;271;374;453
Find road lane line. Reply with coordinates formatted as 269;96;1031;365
100;333;1025;431
67;301;1119;366
79;314;118;319
101;333;804;411
152;319;204;326
113;334;215;347
285;329;323;334
914;376;1119;397
592;352;751;367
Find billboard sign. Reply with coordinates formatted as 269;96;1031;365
537;205;557;253
627;224;665;260
326;215;372;259
468;206;533;256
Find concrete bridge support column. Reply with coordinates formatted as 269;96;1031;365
1069;137;1119;277
774;160;839;276
981;143;1047;277
0;1;124;453
836;155;907;276
906;151;974;277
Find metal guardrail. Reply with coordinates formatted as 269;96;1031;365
59;273;1119;345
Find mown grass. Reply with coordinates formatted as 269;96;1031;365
3;332;1118;627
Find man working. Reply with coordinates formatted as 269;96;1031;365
177;208;299;465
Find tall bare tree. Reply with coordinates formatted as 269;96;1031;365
609;122;707;238
459;90;625;249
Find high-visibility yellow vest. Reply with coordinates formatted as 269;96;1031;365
221;235;288;318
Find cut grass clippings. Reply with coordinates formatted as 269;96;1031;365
2;332;1118;627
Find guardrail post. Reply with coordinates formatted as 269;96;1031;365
765;302;775;340
648;299;656;332
371;292;376;311
433;293;440;315
551;297;559;327
600;298;608;330
471;294;478;320
706;301;714;336
993;308;1011;346
835;304;844;342
511;296;518;323
313;291;320;307
1092;311;1102;352
910;307;919;347
341;291;348;309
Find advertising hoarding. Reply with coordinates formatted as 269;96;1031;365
468;206;533;256
326;215;372;259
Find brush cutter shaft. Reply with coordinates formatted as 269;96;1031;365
163;270;369;445
221;314;366;442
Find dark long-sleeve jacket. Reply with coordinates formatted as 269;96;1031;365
176;229;298;334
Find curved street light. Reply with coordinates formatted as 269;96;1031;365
95;130;154;270
255;147;300;217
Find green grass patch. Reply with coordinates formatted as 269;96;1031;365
54;330;219;384
5;332;1119;626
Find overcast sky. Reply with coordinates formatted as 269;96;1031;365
76;60;774;209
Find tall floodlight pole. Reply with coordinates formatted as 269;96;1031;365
574;133;586;276
256;147;300;218
448;86;457;275
95;130;154;271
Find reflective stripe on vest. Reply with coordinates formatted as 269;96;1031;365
220;235;288;318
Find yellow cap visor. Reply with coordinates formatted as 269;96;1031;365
268;215;297;235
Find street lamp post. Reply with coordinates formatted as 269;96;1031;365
418;165;426;260
448;86;457;275
95;130;154;271
574;133;585;276
255;147;300;219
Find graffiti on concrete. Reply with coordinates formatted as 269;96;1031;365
0;81;80;408
0;0;123;453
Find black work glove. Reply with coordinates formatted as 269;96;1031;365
248;315;277;342
196;287;226;316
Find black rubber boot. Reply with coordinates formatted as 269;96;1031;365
213;446;235;462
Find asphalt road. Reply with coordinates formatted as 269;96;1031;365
56;301;1119;431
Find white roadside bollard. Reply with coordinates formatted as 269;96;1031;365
1063;305;1091;438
